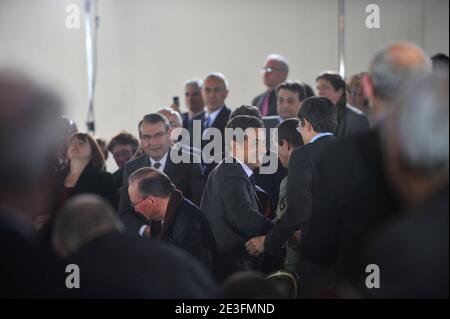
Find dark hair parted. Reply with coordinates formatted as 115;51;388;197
107;131;139;152
276;81;307;102
230;105;262;120
315;72;346;94
298;97;337;133
277;118;304;148
128;167;175;198
226;115;264;131
138;113;170;138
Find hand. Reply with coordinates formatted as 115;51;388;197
245;236;266;257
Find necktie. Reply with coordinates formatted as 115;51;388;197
203;115;212;130
153;162;161;170
260;92;270;116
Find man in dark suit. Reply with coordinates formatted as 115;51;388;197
350;73;449;298
191;72;232;161
201;115;273;278
316;72;369;140
298;41;432;297
252;54;289;117
128;167;218;274
53;194;218;298
117;113;205;237
246;97;337;258
0;72;65;298
180;78;205;131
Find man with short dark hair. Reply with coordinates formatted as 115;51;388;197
263;81;306;146
299;41;432;297
107;131;139;187
246;97;337;259
128;168;217;273
201;115;273;278
117;113;205;237
316;72;369;139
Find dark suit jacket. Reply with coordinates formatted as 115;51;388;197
298;129;403;296
159;196;219;275
200;157;273;276
195;106;231;152
60;163;117;208
64;232;218;298
335;105;370;140
202;150;287;211
112;167;124;189
253;90;278;116
0;210;64;298
355;185;449;298
264;135;336;256
117;150;205;235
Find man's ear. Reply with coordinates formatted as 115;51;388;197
361;73;374;100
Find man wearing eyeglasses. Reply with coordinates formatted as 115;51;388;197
128;167;218;274
117;113;205;238
252;54;289;117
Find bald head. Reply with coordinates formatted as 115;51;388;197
369;41;431;103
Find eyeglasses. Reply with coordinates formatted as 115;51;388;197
130;195;150;209
260;67;285;74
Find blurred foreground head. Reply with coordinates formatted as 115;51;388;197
364;41;431;122
382;73;449;207
52;194;124;257
0;70;64;215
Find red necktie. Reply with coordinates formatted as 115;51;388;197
260;92;270;116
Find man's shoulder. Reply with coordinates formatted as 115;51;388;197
214;158;248;179
124;154;148;171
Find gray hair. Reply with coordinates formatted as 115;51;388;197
266;54;289;73
157;107;183;128
384;73;449;173
128;167;175;198
184;78;203;89
204;72;229;90
52;195;124;257
369;41;431;103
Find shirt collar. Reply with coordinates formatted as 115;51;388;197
205;105;224;125
234;157;254;178
149;150;169;170
309;132;334;144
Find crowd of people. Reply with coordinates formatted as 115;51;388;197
0;40;448;298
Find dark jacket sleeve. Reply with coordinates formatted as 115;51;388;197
265;148;312;255
99;172;119;209
189;159;206;206
220;174;272;238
